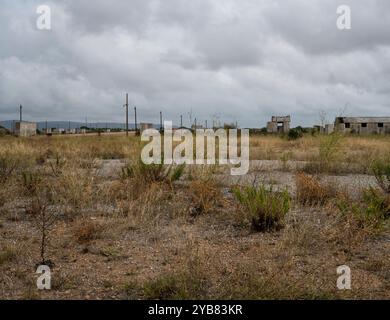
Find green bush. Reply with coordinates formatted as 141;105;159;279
372;159;390;194
170;164;186;182
122;160;185;184
233;185;290;232
337;187;390;229
303;133;343;174
287;128;303;140
318;134;342;163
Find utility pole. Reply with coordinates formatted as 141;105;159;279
205;120;208;129
160;111;163;132
188;109;193;128
180;115;183;128
123;93;129;137
134;106;138;133
194;118;197;130
19;105;22;123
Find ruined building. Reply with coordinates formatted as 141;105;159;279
140;123;154;134
267;116;291;134
14;121;37;137
313;124;335;135
335;117;390;134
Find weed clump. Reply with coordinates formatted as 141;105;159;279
335;159;390;230
143;272;207;300
233;185;290;232
372;159;390;194
21;171;42;196
337;187;390;230
296;172;338;206
72;219;103;244
287;128;303;140
0;155;17;183
303;134;343;174
122;161;185;185
0;245;18;266
189;178;221;216
143;240;209;300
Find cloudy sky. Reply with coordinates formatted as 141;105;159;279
0;0;389;127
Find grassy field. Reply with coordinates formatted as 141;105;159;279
0;133;389;299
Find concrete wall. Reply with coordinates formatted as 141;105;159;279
267;116;290;134
14;122;37;137
267;121;278;133
325;124;334;134
335;117;390;134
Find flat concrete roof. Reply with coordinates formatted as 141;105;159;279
337;117;390;123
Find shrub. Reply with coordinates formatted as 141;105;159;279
123;281;143;299
21;171;42;196
49;165;96;213
49;153;66;177
337;187;390;230
122;161;185;185
295;172;338;206
72;219;103;244
372;159;390;194
303;134;342;174
121;165;136;180
318;134;342;168
170;164;186;183
143;273;202;300
189;178;221;216
139;162;169;183
0;155;17;183
233;185;290;232
28;195;58;265
335;158;390;230
288;128;303;140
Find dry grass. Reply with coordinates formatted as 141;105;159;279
0;245;18;266
0;134;389;300
189;178;222;216
296;172;339;206
250;134;390;174
72;219;104;244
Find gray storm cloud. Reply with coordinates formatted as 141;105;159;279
0;0;389;127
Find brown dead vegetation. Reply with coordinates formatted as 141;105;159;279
0;134;388;300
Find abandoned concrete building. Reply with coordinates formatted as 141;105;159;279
140;123;154;134
314;124;335;135
335;117;390;134
14;121;37;137
267;116;291;134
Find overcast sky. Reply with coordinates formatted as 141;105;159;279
0;0;389;127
